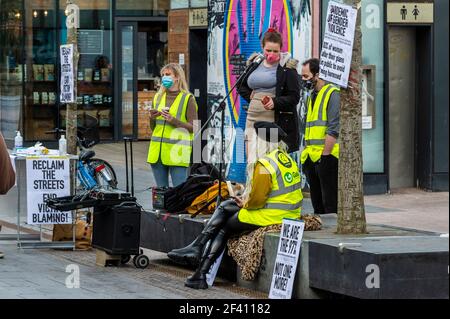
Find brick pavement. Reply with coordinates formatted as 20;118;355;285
0;238;264;299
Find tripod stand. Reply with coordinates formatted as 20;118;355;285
192;57;263;215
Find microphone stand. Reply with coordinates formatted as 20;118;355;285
191;57;263;217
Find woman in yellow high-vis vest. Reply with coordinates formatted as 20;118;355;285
147;63;198;187
168;121;303;289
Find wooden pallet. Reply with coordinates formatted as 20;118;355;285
95;249;121;267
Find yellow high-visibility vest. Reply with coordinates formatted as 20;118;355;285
147;91;196;167
301;84;340;164
238;149;303;226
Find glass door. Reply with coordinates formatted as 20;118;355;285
117;22;137;138
115;20;168;140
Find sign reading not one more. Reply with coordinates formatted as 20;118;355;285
269;219;305;299
387;3;434;24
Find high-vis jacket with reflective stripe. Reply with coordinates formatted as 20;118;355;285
147;91;196;167
301;84;340;164
238;149;303;226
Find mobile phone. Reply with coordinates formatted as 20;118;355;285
262;96;270;105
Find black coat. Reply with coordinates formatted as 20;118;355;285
237;62;301;152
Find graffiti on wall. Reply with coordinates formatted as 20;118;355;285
207;0;312;184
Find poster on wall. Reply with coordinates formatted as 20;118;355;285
319;1;357;88
207;0;312;184
60;44;75;103
26;157;72;225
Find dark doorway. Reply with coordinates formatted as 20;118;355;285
189;28;208;151
388;25;433;190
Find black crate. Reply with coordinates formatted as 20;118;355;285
92;201;141;255
152;187;169;210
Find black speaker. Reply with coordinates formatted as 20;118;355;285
92;201;141;255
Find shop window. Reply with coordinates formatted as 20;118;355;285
59;0;113;140
23;0;58;141
171;0;207;9
0;1;23;141
116;0;170;16
190;0;207;8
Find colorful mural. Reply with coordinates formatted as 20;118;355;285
207;0;312;183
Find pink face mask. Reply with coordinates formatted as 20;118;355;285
265;53;280;64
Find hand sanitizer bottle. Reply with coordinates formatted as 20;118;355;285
14;131;23;152
59;135;67;156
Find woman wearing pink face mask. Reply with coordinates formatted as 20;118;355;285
238;29;301;165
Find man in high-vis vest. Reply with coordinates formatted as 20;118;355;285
300;58;340;215
168;121;303;289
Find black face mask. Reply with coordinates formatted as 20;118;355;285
303;78;315;91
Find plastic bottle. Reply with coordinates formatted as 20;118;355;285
14;131;23;152
59;135;67;156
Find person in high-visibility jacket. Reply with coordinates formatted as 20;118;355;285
300;58;340;215
168;121;303;289
147;63;198;187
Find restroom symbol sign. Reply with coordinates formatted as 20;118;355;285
412;5;420;20
400;5;407;20
388;3;433;24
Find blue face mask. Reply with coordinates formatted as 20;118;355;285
161;75;174;89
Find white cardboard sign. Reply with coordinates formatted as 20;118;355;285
26;158;72;225
60;44;75;103
319;1;357;88
269;219;305;299
206;249;225;287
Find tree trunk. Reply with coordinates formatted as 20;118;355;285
337;0;367;234
65;0;79;155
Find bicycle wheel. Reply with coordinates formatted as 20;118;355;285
90;158;118;190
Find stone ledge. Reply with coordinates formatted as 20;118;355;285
139;211;448;298
236;222;448;299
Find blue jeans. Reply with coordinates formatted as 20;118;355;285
151;161;188;187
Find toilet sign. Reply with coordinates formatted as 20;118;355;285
269;219;305;299
387;3;434;24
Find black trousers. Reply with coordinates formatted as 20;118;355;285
202;200;259;266
303;155;338;214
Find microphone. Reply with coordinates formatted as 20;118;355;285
236;54;265;87
250;53;265;68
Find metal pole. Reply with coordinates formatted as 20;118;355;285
130;139;134;197
16;158;21;249
124;139;129;192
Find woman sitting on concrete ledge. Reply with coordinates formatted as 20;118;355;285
167;121;303;289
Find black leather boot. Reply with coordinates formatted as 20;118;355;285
167;233;209;267
184;257;213;289
167;199;239;267
185;229;227;289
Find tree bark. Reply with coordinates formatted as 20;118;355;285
65;0;79;155
337;0;367;234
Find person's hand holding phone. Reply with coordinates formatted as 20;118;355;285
233;196;244;208
161;107;175;124
149;109;161;119
262;96;274;110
